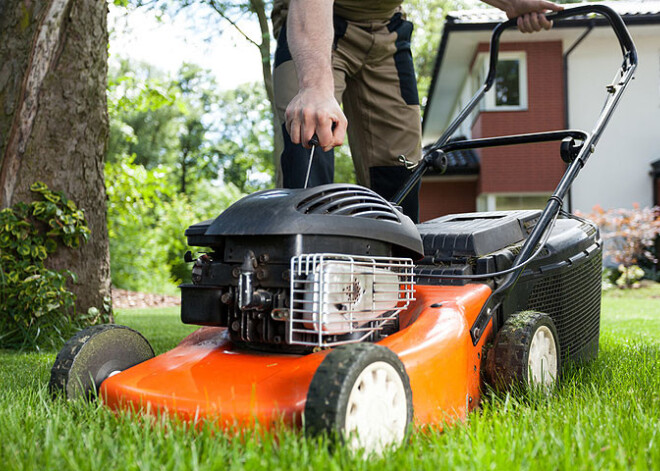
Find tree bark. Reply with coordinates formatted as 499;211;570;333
0;0;112;321
249;0;283;185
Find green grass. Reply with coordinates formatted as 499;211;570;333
1;286;659;470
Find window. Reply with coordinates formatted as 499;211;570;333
473;51;528;111
477;193;550;212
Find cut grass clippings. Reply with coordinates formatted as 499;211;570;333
0;286;658;470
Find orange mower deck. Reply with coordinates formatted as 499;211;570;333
100;284;493;429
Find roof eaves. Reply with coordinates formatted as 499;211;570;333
422;5;660;132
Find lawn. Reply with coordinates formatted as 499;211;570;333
1;286;658;470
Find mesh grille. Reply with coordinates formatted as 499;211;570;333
288;253;414;347
296;187;400;222
526;249;602;363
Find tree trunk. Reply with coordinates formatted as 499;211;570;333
0;0;112;321
249;0;283;186
181;149;188;194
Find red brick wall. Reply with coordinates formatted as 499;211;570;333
419;179;477;222
472;41;565;195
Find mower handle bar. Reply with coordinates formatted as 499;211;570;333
486;5;637;91
391;5;638;206
390;5;638;345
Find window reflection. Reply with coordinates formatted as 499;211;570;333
495;60;520;106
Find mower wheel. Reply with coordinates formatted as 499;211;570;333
49;324;154;400
304;343;413;455
486;311;560;390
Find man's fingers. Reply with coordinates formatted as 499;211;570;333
334;118;347;145
539;14;553;30
287;112;302;145
301;110;317;148
315;116;334;149
529;12;542;31
285;90;346;150
323;117;347;151
538;0;564;13
519;14;533;33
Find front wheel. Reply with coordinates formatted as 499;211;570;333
49;324;154;400
304;343;413;455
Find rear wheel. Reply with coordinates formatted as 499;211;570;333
486;311;560;390
304;343;413;455
49;324;154;399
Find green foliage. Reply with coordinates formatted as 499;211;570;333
215;83;275;192
0;183;95;350
108;61;273;195
407;0;460;106
579;205;660;288
106;158;243;294
108;61;225;194
614;264;646;289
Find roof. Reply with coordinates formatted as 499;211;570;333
422;1;660;143
449;1;660;24
424;138;480;176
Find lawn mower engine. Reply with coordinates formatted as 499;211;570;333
180;184;422;352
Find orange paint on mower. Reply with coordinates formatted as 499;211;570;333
100;284;492;430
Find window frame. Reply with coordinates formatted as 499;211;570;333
475;51;529;112
477;192;551;212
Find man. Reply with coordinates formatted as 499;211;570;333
272;0;562;222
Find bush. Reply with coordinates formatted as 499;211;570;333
106;158;243;294
579;205;660;288
0;183;95;350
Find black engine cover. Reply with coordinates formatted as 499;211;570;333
185;184;424;259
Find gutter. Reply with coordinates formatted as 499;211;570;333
422;17;455;134
422;13;660;132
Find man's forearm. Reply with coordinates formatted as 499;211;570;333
287;0;335;93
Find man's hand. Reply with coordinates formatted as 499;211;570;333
485;0;564;33
285;87;347;151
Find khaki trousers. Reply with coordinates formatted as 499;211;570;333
273;11;422;220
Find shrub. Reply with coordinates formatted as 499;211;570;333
579;205;660;288
0;183;94;350
105;159;243;294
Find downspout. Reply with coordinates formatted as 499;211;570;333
563;22;594;213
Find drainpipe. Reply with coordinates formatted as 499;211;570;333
563;22;594;213
652;159;660;207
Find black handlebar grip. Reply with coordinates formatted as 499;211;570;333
486;5;637;90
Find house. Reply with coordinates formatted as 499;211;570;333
420;1;660;222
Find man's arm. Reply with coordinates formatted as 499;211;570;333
284;0;347;150
482;0;564;32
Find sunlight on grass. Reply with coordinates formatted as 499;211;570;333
1;286;658;469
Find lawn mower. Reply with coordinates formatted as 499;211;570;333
49;5;636;455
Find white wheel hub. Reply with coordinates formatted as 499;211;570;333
527;325;558;386
344;361;408;455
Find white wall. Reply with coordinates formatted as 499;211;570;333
568;25;660;212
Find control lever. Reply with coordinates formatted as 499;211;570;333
304;134;320;189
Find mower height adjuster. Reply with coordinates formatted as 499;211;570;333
560;137;582;164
